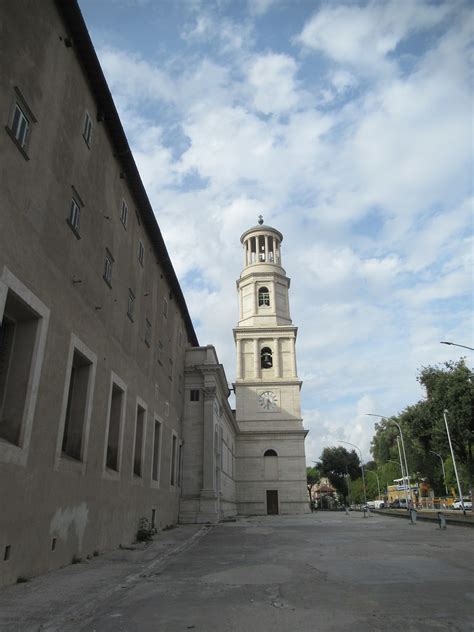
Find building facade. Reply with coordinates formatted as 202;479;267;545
0;0;308;586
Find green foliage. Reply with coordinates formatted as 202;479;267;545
370;358;473;494
317;446;360;500
136;517;156;542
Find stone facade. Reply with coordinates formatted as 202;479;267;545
0;0;308;586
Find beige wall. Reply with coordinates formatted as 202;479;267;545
0;0;193;586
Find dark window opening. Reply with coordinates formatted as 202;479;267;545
264;449;278;457
152;420;161;482
190;389;200;402
261;347;273;369
0;291;40;446
106;383;123;471
170;435;177;486
134;405;145;477
62;349;91;460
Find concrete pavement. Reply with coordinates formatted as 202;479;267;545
0;512;473;631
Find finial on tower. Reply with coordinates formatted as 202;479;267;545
258;214;264;225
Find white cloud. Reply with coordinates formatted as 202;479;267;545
296;1;451;72
247;53;300;114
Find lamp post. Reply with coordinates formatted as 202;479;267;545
396;436;410;508
443;409;465;514
365;414;411;505
440;341;474;351
430;450;449;497
365;469;381;500
338;440;367;507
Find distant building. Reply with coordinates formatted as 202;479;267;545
0;0;308;586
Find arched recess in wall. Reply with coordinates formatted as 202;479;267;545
264;449;278;457
261;347;272;369
258;286;270;306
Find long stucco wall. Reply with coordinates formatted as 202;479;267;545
0;0;193;586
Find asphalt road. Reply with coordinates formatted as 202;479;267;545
1;512;473;631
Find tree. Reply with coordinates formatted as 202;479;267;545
317;446;360;501
306;466;320;502
370;358;473;495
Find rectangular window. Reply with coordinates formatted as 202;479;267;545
103;250;113;287
138;240;144;266
163;298;168;318
120;200;128;228
170;434;177;486
68;197;81;235
82;111;92;146
190;389;200;402
127;289;135;321
61;349;92;461
145;318;151;347
105;383;124;471
0;291;41;446
11;103;30;148
133;404;145;477
152;419;161;482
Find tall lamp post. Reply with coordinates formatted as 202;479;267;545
430;450;449;497
396;436;410;508
365;469;381;500
365;414;411;505
338;440;367;506
443;409;465;514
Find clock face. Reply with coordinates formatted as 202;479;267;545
259;391;278;411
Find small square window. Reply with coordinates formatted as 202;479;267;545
138;240;145;266
145;318;151;347
67;197;81;237
82;111;92;146
190;389;200;402
127;289;135;321
103;250;113;287
120;200;128;228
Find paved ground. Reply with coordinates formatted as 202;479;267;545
0;512;473;631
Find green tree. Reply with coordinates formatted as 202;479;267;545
370;359;473;496
317;446;360;501
306;466;320;502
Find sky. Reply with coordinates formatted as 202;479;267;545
77;0;473;464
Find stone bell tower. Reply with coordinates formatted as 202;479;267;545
234;216;309;515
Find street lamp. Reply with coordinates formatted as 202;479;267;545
365;414;411;505
396;436;410;508
430;450;449;497
365;469;381;500
440;341;474;351
443;409;465;514
337;439;367;506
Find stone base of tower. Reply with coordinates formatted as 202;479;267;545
235;430;310;516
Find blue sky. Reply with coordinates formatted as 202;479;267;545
78;0;473;462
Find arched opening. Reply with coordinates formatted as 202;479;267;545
264;449;278;457
258;286;270;307
260;347;272;369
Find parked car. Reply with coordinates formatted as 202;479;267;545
389;499;407;509
452;500;472;510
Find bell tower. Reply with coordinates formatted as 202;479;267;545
234;216;309;515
